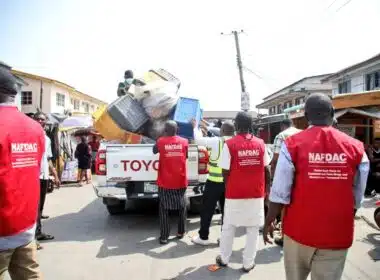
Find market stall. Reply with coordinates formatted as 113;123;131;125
254;113;286;143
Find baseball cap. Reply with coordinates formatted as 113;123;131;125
0;68;18;96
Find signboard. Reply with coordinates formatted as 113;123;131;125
61;160;78;182
241;92;250;111
288;109;305;119
337;125;356;137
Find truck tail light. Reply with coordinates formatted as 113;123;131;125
376;201;380;206
198;147;209;174
95;149;107;176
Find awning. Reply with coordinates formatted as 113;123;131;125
335;107;380;119
255;113;286;125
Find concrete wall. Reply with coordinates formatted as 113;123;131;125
20;77;53;114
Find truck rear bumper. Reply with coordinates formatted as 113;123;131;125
93;182;204;201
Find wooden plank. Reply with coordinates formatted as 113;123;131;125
332;90;380;109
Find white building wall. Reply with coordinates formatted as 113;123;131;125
50;84;72;114
20;77;53;114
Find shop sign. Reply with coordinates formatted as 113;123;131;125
288;109;305;119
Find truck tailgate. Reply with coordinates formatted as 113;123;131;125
105;144;199;182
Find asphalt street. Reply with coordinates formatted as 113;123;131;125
4;182;380;280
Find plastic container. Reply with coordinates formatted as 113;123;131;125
173;97;201;124
93;106;128;141
172;97;201;140
123;131;143;144
107;94;149;132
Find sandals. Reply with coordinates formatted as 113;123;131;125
215;255;227;267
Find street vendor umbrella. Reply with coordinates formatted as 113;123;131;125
60;116;93;131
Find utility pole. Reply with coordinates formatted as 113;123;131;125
221;30;249;111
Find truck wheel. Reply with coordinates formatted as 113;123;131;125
189;196;203;214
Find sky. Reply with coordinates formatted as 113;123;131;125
1;0;380;111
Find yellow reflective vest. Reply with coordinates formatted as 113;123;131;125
208;138;224;183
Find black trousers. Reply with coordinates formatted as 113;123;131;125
159;206;187;240
199;180;225;240
36;179;48;236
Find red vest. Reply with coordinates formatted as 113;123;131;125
0;106;45;237
225;134;265;199
284;126;364;249
156;136;188;189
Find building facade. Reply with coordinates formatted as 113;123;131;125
256;74;332;115
11;70;107;115
322;53;380;96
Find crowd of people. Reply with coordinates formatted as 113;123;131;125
0;63;377;280
153;93;373;280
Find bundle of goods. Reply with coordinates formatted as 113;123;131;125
94;69;202;144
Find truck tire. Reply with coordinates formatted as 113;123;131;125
189;196;203;214
106;204;126;215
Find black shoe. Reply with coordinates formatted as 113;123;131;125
242;264;255;273
274;237;284;247
36;233;54;241
159;238;168;245
176;233;184;240
41;215;49;219
215;255;227;267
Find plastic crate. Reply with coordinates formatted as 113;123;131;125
107;94;149;132
177;123;195;140
173;97;201;124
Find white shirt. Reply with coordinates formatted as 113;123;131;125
218;138;271;227
40;133;52;180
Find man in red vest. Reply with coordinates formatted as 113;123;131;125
153;121;189;244
0;67;45;279
215;112;271;272
263;93;369;280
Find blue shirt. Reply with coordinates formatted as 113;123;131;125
270;144;370;209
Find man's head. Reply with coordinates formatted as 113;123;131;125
234;111;253;133
280;119;292;131
92;135;97;142
81;136;87;143
0;68;18;104
164;120;178;136
304;93;334;126
34;112;47;129
220;121;235;137
373;138;380;150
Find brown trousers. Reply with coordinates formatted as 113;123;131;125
283;235;347;280
0;241;41;280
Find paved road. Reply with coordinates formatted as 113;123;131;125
6;183;380;280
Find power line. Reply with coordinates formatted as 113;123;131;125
336;0;353;12
325;0;339;11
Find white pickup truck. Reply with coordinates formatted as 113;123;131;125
93;143;209;215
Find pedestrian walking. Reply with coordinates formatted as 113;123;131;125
270;119;301;247
34;112;60;245
153;121;189;244
263;93;370;280
215;112;271;272
366;138;380;196
191;120;235;246
75;136;92;184
0;67;45;279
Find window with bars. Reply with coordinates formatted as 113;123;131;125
83;102;90;113
284;101;292;109
365;71;380;91
295;97;305;106
338;80;351;94
277;104;283;114
71;99;80;110
21;91;33;105
56;93;65;107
